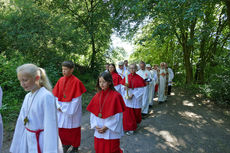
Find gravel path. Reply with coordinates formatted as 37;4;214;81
3;87;230;153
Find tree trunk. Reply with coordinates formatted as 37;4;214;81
183;46;193;84
225;0;230;28
90;33;96;69
196;38;206;84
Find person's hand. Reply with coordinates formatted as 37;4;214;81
58;108;62;112
145;82;149;85
128;94;134;100
96;126;108;134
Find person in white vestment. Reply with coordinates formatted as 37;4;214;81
117;61;129;79
10;63;63;153
165;63;174;95
0;86;3;152
136;61;152;117
124;60;129;71
146;64;157;107
157;62;168;103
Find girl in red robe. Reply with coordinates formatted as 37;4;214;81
87;72;126;153
109;63;122;93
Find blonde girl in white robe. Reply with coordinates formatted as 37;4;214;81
10;63;63;153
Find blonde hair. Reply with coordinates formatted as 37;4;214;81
16;64;52;92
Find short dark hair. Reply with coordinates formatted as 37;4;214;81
139;61;146;66
62;61;75;69
96;72;115;92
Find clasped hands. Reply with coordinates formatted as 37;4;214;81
96;126;108;134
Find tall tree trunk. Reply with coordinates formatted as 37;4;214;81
182;46;193;84
225;0;230;28
90;33;96;69
196;38;206;84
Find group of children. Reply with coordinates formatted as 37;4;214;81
4;59;173;153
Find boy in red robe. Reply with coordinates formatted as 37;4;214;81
87;72;126;153
53;61;86;153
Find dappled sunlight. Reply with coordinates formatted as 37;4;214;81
171;92;175;96
182;100;194;107
211;118;224;124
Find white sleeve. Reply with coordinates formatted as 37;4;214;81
43;94;59;153
10;98;27;153
114;85;121;93
104;113;123;133
59;96;82;116
90;113;97;129
133;87;144;99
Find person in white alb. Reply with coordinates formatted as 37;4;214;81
165;63;174;95
157;62;168;103
136;61;152;117
117;61;129;79
146;64;157;107
10;63;63;153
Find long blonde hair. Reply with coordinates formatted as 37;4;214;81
16;64;52;92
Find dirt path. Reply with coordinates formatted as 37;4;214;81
3;87;230;153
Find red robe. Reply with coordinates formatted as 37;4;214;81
87;88;126;119
120;73;146;131
111;72;122;86
87;88;125;153
53;74;86;147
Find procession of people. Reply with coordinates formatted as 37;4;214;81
2;59;174;153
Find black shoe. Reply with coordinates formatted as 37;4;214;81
149;105;153;108
158;101;164;104
63;145;71;153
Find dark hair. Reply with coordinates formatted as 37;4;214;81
96;72;115;92
139;61;146;66
62;61;75;69
109;63;118;74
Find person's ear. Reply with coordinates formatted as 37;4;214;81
35;75;40;81
70;68;74;73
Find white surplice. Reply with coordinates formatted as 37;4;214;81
0;86;3;151
10;87;63;153
168;68;174;86
114;84;122;94
120;85;144;109
90;113;124;140
158;69;167;102
55;96;82;128
136;69;151;114
117;68;129;79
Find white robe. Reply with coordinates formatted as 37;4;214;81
136;69;151;114
158;69;167;102
148;70;157;106
168;68;174;86
10;87;63;153
117;68;129;79
120;85;144;109
0;86;3;151
90;113;124;140
55;96;82;128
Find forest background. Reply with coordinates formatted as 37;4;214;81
0;0;229;128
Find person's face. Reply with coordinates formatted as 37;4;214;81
119;65;124;70
99;77;110;90
105;64;109;70
18;73;36;92
129;65;136;74
154;66;158;70
124;61;128;66
160;64;165;69
109;65;115;73
147;67;151;71
140;63;145;70
62;66;74;77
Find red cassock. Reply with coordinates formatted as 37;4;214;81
53;74;86;147
120;73;146;131
111;72;122;86
87;89;126;153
